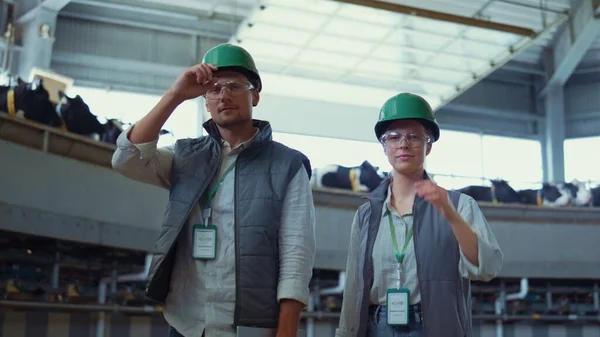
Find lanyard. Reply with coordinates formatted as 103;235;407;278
388;212;414;288
202;161;236;223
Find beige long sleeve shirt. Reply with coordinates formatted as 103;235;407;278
112;126;317;337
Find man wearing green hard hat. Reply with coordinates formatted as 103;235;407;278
335;93;503;337
112;43;316;337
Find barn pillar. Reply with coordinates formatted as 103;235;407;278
540;82;566;183
14;7;56;78
538;0;600;183
540;48;566;183
11;0;72;79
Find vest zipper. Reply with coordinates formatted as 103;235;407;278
148;146;222;298
233;161;241;328
411;199;426;335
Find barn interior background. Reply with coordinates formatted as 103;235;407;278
1;0;600;336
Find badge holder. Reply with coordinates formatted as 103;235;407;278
192;208;217;260
386;265;410;326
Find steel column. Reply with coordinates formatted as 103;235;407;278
11;0;65;79
540;49;567;183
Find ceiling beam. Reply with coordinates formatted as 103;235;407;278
70;0;198;20
51;51;186;78
539;0;600;96
332;0;536;36
17;0;72;23
59;11;230;40
58;2;234;41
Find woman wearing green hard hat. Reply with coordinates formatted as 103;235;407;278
334;93;503;337
111;43;316;337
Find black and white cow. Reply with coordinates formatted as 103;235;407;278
456;179;521;204
57;91;171;145
0;77;63;128
57;91;104;137
57;91;123;144
519;181;593;207
517;183;572;207
311;160;385;193
561;180;593;206
100;118;127;145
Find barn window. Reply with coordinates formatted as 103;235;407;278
564;136;600;185
481;135;543;190
67;86;199;147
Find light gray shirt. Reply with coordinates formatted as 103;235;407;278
112;126;317;337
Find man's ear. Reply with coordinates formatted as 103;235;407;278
252;90;260;107
425;143;432;156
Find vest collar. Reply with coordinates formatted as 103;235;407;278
202;118;273;150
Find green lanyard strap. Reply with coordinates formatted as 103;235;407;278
206;161;236;206
387;213;414;265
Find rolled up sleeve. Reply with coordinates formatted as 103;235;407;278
111;124;174;189
277;166;317;306
457;194;504;281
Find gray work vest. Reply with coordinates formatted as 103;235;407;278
144;119;306;328
356;174;471;337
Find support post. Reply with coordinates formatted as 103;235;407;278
543;84;566;183
537;0;600;182
540;49;567;183
11;2;59;79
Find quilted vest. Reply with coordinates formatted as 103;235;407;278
355;174;472;337
145;119;305;328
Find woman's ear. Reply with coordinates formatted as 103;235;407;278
252;90;260;107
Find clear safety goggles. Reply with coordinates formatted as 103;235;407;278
380;131;432;148
205;80;254;100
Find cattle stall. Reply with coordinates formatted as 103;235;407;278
1;311;600;337
1;113;600;336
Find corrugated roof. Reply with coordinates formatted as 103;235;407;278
229;0;568;109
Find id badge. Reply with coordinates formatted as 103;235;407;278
386;288;410;326
192;224;217;260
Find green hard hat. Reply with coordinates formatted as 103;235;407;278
374;93;440;142
202;43;262;92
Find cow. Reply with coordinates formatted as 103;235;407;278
517;182;572;207
591;185;600;207
561;180;593;207
100;118;126;145
0;77;64;128
456;179;521;204
56;91;171;145
517;180;593;207
57;91;104;138
311;160;385;193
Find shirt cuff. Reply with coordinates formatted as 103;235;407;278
277;278;310;307
335;327;353;337
459;245;481;276
116;124;160;160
